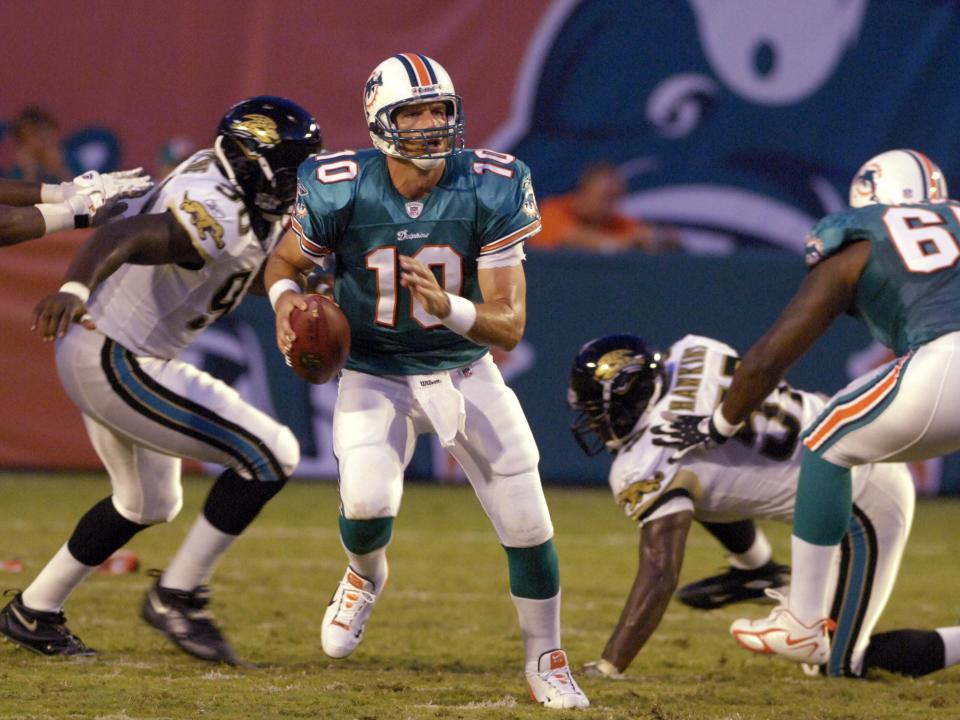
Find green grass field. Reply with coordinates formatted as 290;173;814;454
0;472;958;720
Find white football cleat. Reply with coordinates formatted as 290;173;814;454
321;566;379;659
527;649;590;709
730;589;835;665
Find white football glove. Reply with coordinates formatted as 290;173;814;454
62;167;154;212
582;659;626;680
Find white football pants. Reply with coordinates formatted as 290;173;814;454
55;326;298;524
334;354;553;548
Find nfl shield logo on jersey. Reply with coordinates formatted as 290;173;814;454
405;201;424;218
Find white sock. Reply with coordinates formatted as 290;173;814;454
728;528;773;570
937;626;960;667
788;534;837;623
344;545;389;591
161;515;237;591
21;543;98;612
512;591;561;673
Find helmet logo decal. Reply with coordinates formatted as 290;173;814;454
365;71;383;110
852;164;879;202
594;349;637;381
180;192;225;249
230;114;280;145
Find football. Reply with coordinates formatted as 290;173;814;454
287;294;351;384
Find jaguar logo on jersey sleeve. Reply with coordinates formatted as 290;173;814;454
180;192;225;249
230;114;280;145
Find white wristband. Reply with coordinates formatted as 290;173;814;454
711;405;743;437
268;278;302;311
441;293;477;336
36;203;76;234
41;182;66;203
59;281;91;303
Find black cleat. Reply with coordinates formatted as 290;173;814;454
141;573;239;665
0;590;96;656
677;561;790;610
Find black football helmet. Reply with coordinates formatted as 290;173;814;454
214;96;323;216
568;334;667;455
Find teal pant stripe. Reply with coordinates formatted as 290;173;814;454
793;451;852;546
339;515;393;554
105;340;284;481
828;506;878;677
504;538;560;600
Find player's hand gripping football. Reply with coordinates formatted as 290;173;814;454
650;411;732;463
399;255;449;319
273;289;310;363
32;291;96;341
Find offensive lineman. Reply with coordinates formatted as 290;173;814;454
652;150;960;668
572;333;960;679
0;97;322;664
265;54;589;709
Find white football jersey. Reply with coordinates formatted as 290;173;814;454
90;150;283;358
610;334;869;525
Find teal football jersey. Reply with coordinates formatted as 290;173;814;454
292;149;541;374
805;200;960;354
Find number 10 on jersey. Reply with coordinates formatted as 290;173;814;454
366;246;464;328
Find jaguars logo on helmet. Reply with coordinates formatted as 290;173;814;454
568;334;667;456
214;96;323;218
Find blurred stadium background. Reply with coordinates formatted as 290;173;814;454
2;0;960;491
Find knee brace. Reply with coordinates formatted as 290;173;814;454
339;445;404;519
113;480;183;525
484;471;554;548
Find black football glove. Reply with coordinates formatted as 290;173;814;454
650;411;732;463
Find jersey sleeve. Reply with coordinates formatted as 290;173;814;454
160;173;245;262
292;154;356;265
804;207;877;268
609;429;700;525
476;156;542;260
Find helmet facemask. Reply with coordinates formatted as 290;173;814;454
568;335;666;456
371;96;464;170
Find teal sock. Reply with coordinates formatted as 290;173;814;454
339;515;393;554
793;451;852;546
504;538;560;600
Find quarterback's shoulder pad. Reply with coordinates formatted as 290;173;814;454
296;150;370;215
463;149;541;254
160;171;244;261
804;205;882;268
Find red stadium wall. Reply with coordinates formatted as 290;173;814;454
0;0;549;469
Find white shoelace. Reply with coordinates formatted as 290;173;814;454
333;584;376;625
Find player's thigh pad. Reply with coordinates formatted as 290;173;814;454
808;332;960;466
334;370;417;519
83;413;183;524
452;356;552;547
56;328;296;482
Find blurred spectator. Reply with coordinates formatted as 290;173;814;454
531;162;681;253
4;106;70;183
155;136;197;179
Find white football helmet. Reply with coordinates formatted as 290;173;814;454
363;53;464;170
849;149;948;208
